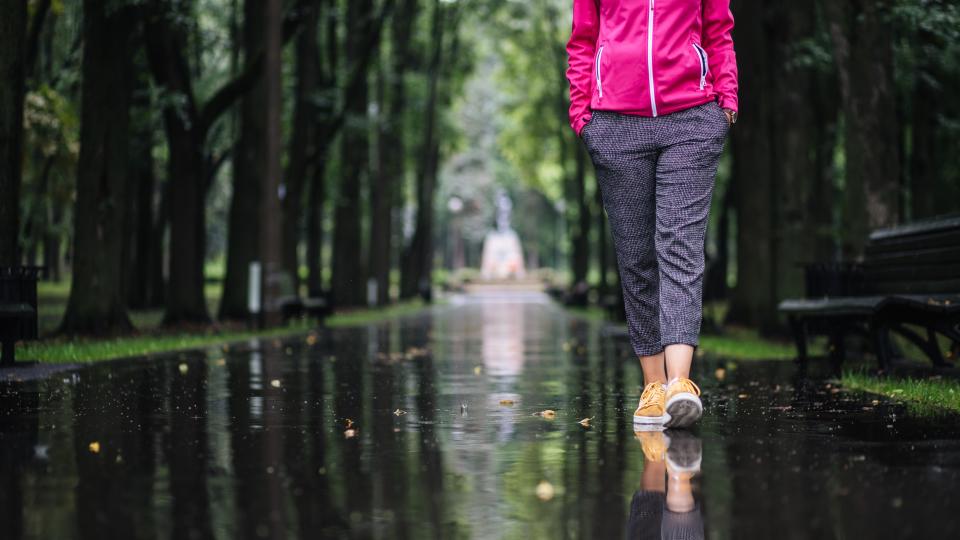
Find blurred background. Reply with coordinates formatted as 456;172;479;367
1;0;958;338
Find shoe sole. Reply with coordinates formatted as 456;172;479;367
633;413;670;427
664;394;702;429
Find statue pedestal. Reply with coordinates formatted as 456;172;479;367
480;229;526;280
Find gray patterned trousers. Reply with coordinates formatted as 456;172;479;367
582;101;729;357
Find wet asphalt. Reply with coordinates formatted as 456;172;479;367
1;290;958;539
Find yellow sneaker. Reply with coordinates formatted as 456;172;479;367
664;378;703;428
633;382;669;426
635;430;669;462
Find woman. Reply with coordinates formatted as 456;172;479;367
567;0;738;428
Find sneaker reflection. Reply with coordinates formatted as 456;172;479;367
627;429;705;540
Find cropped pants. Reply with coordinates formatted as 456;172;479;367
582;101;729;357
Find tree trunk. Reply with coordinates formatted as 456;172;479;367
571;146;590;287
370;0;417;306
401;0;447;301
60;0;135;335
0;0;27;266
824;0;900;257
260;0;285;327
370;57;393;306
282;4;320;294
220;0;266;321
331;0;376;308
305;159;326;297
769;0;837;303
725;0;777;331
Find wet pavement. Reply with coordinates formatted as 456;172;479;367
2;290;960;539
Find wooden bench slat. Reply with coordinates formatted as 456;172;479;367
0;303;36;318
868;215;960;242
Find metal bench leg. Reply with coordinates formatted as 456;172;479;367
870;321;893;371
1;338;14;366
828;330;845;375
789;316;809;368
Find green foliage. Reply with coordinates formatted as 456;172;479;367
843;370;960;416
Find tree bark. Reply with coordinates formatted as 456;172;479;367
571;146;590;287
331;0;379;307
769;0;838;303
824;0;900;256
282;3;320;294
725;0;777;331
0;0;27;266
401;0;447;301
370;0;418;306
60;0;136;335
260;0;285;327
220;0;267;321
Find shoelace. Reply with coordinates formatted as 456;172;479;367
670;378;701;397
639;382;666;406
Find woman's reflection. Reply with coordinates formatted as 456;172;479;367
627;430;705;540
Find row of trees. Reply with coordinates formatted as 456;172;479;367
2;0;958;338
0;0;465;334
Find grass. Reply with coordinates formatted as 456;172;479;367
18;288;436;364
563;303;818;360
698;328;804;360
18;323;314;364
842;371;960;416
325;300;436;327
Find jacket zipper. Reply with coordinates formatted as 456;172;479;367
647;0;657;116
596;45;605;99
692;43;708;90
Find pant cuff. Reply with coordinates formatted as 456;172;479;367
660;335;700;349
632;342;666;357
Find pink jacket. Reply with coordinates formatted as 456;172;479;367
566;0;739;136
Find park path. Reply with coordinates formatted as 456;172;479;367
2;289;959;539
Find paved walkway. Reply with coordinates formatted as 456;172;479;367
1;291;958;539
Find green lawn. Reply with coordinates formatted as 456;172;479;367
18;323;314;364
563;304;816;360
842;371;960;416
19;281;436;364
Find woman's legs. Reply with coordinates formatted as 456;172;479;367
640;352;667;385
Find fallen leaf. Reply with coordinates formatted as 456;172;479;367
344;428;357;439
214;358;226;367
715;367;726;381
536;480;555;501
88;441;100;454
534;410;557;420
393;409;407;416
738;393;749;399
499;399;516;406
578;417;593;428
306;334;318;346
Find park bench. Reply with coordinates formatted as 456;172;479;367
0;267;41;366
778;215;960;370
275;272;330;322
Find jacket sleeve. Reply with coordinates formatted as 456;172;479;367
702;0;738;112
566;0;600;136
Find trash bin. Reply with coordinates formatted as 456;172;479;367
0;266;41;351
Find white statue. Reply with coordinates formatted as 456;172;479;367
480;190;526;280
